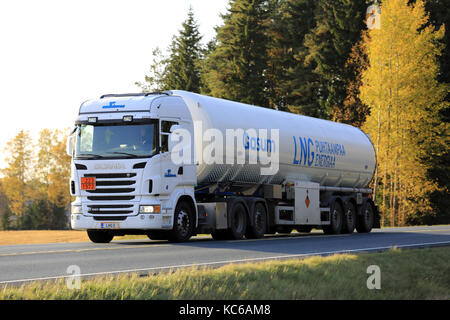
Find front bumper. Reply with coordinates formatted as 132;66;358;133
70;213;173;230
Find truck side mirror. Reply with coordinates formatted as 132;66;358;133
66;135;74;156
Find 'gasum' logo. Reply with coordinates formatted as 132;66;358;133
170;121;280;176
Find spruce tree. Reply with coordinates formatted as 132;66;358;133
137;7;204;93
303;0;368;118
164;7;203;92
203;0;270;107
266;0;319;113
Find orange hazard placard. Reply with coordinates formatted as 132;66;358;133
81;177;96;190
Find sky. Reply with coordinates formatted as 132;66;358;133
0;0;229;170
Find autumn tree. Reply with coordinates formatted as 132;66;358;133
418;0;450;225
1;130;34;224
337;30;370;127
360;0;448;226
46;129;71;208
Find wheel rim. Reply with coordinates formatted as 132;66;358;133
176;209;190;237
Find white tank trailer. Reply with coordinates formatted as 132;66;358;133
68;90;380;243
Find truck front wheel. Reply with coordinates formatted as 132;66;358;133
87;230;114;243
168;201;194;242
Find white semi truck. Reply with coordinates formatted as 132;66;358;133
67;90;380;243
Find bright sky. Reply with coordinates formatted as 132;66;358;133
0;0;229;170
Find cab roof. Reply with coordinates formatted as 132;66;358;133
78;92;172;115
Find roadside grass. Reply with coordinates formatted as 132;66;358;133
1;247;449;300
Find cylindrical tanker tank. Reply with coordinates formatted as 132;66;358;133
172;90;376;190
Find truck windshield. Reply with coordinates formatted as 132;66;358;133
74;122;158;159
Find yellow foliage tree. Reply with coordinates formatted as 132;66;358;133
1;130;34;219
360;0;448;226
46;129;71;208
35;128;71;208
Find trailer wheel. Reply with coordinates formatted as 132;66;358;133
322;201;343;235
168;201;194;242
342;202;356;234
245;202;267;239
87;230;114;243
356;201;374;233
228;202;247;240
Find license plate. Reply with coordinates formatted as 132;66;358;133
81;177;96;190
100;222;120;229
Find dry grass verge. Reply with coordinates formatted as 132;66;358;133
1;247;449;299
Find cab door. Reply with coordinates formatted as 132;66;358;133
160;119;180;195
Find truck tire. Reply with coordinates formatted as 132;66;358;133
322;200;343;235
245;202;267;239
228;202;247;240
342;201;356;234
356;201;374;233
87;230;114;243
168;201;194;242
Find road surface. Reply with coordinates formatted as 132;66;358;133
0;225;449;285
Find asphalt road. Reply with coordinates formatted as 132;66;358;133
1;225;449;285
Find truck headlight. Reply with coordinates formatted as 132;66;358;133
139;205;161;214
71;205;83;214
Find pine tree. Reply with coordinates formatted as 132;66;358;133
164;7;203;92
265;0;319;114
137;7;204;93
303;0;368;118
203;0;270;107
360;0;448;226
135;47;168;92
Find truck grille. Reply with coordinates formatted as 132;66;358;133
84;172;138;215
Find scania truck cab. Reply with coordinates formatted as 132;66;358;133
69;92;198;242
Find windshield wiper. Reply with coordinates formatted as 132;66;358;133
108;152;140;158
76;153;105;159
